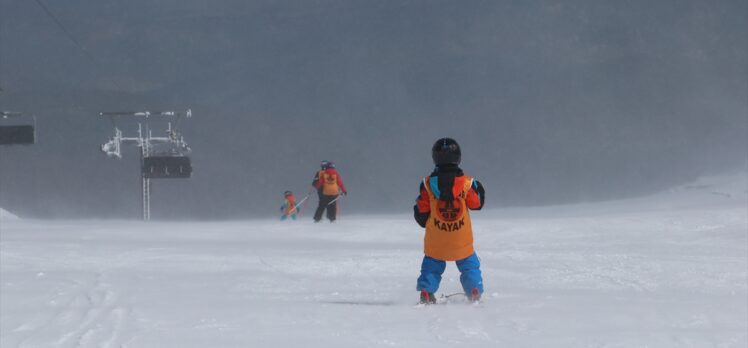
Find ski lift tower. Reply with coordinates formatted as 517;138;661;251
100;109;193;220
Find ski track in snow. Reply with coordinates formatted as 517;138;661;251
1;174;746;347
4;271;132;348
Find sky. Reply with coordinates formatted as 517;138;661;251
0;0;746;219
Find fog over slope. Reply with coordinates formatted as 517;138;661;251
0;0;746;219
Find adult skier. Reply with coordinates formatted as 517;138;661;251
413;138;486;304
312;161;347;223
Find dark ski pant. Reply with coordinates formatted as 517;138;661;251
417;253;484;295
313;193;338;222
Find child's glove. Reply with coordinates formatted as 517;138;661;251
473;180;485;209
413;205;428;228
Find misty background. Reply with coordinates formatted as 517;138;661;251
0;0;745;219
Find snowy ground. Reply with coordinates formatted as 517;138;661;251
1;174;746;347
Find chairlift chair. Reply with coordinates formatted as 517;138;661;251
0;112;35;145
142;155;192;178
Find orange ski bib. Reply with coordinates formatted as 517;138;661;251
284;197;297;215
321;171;340;196
422;175;475;261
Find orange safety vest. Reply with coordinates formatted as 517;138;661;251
320;170;340;196
422;175;475;261
284;196;297;215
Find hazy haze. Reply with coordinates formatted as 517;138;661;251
0;0;746;219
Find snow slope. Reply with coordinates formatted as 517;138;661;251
1;174;746;347
0;207;19;220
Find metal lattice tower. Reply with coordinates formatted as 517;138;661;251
100;110;193;220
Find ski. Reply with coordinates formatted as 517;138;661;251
413;292;481;307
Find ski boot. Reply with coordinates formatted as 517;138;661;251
419;290;436;305
469;288;481;303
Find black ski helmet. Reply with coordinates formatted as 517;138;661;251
432;138;461;166
320;160;329;169
326;161;335;169
284;190;293;197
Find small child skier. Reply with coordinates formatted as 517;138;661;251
280;191;298;221
413;138;486;304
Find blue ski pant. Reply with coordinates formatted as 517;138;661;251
280;213;297;221
417;253;484;295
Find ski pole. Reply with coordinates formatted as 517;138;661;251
327;194;343;206
337;193;342;219
294;195;310;210
297;188;315;217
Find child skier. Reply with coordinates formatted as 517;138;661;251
413;138;486;304
280;191;298;221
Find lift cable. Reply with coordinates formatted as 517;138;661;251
32;0;98;62
32;0;128;96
